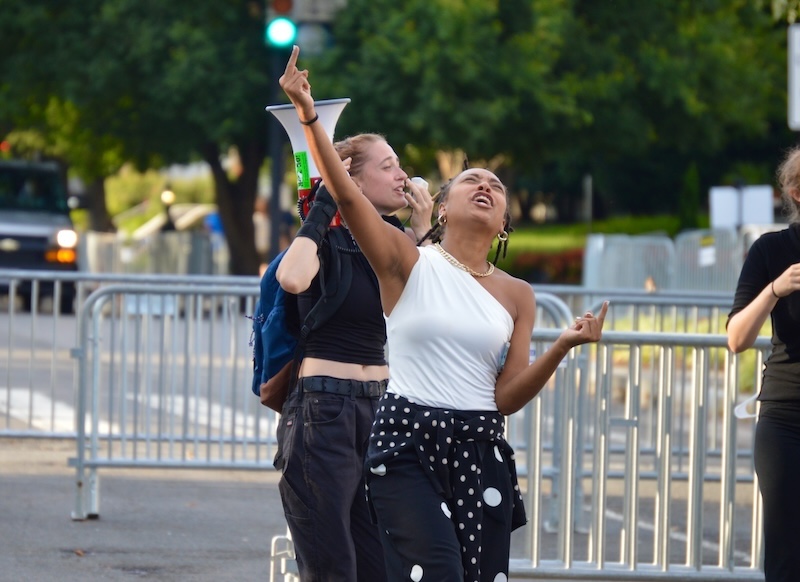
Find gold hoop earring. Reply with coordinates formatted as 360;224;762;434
497;230;508;242
437;214;447;226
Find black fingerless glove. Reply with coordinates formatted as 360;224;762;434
295;184;338;247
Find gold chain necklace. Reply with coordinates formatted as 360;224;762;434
434;243;495;278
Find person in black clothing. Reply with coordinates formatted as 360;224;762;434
273;132;433;582
727;146;800;582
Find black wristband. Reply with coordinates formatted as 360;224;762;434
300;113;319;126
295;184;338;247
295;220;328;247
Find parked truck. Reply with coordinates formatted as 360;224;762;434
0;159;79;313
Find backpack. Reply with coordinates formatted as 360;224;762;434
251;227;353;411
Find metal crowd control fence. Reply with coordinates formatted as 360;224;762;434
517;329;768;580
70;281;268;520
583;228;748;293
1;270;770;579
537;285;735;334
583;234;676;291
0;269;259;438
80;231;230;276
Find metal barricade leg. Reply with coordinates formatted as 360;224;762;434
269;525;299;582
87;466;100;519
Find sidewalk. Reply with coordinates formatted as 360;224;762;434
0;438;287;581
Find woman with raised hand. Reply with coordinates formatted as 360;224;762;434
273;136;433;580
280;45;608;582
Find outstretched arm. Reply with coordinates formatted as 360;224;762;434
495;288;609;415
279;46;418;306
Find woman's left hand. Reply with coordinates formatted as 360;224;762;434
405;178;434;242
564;301;609;347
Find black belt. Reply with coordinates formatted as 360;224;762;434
300;376;387;398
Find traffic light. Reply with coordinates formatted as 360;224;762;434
265;0;297;48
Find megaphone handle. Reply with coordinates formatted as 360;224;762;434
299;177;342;227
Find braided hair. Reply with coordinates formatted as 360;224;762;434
417;160;513;265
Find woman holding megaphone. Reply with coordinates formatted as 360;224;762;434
273;103;433;582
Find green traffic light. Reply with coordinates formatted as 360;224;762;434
266;17;297;47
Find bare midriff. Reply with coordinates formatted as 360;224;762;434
299;357;390;382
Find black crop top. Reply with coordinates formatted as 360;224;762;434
296;216;405;366
728;223;800;401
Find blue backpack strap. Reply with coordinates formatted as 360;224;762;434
250;298;265;396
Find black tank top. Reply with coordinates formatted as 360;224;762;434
297;216;404;365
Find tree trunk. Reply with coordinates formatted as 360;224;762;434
516;188;535;224
202;142;262;276
85;177;115;232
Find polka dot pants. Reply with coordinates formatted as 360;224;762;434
365;394;526;582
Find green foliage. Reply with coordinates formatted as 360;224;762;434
506;248;584;284
1;0;796;256
105;167;164;217
589;214;684;237
309;0;791;219
0;0;271;272
721;161;778;187
766;0;800;21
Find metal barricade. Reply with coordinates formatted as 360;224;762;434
537;285;735;335
69;282;273;519
80;231;230;276
1;270;770;579
1;269;259;439
509;329;768;580
672;229;743;292
583;234;676;291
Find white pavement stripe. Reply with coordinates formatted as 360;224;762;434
0;387;274;439
0;388;118;434
128;393;274;437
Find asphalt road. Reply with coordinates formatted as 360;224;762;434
0;438;287;582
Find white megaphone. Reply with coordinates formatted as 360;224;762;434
266;98;350;224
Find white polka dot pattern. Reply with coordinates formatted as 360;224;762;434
364;393;526;582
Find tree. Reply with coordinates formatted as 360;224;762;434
765;0;800;21
1;0;274;274
0;0;123;231
309;0;790;219
2;0;795;242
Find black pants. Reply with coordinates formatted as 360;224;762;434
755;401;800;581
365;393;525;582
368;447;515;582
276;376;387;582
